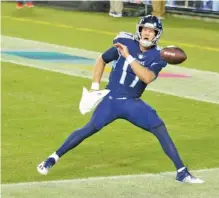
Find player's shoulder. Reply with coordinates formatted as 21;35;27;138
152;45;163;53
113;32;136;44
149;46;163;57
155;46;168;66
144;45;161;58
148;46;167;66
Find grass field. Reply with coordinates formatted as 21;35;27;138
1;2;219;198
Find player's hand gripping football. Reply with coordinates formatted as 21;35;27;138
114;42;130;58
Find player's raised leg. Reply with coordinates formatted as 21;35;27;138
37;96;118;175
122;98;204;183
150;124;204;183
37;120;99;175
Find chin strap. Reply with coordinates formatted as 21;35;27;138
139;39;153;47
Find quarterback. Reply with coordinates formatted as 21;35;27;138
37;15;204;184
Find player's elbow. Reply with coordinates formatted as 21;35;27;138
142;77;153;84
97;55;106;66
141;71;156;84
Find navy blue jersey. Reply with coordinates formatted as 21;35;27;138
102;32;167;98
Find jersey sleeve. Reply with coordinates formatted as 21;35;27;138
102;47;119;64
147;60;167;77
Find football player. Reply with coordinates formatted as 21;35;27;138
37;15;203;184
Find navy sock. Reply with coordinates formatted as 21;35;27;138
150;124;184;170
56;121;99;157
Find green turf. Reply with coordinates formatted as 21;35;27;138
2;169;219;198
2;2;219;72
2;62;219;183
1;2;219;186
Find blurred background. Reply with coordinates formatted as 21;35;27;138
34;0;219;18
1;1;219;197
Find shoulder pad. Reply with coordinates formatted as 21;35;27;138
114;32;135;40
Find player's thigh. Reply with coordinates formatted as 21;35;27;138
124;99;164;131
90;97;117;130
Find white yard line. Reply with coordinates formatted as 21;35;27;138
2;36;219;104
2;168;219;198
2;167;219;187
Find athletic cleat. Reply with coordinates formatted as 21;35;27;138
108;12;122;18
109;12;115;17
112;13;122;18
176;167;204;184
37;157;56;175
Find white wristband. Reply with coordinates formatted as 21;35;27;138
126;55;135;64
91;82;100;90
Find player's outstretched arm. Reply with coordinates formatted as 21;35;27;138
91;46;119;90
91;56;106;90
115;42;156;84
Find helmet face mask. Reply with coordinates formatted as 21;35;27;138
136;15;163;48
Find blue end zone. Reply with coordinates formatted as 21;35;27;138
2;51;95;64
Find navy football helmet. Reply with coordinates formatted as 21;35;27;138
136;15;163;47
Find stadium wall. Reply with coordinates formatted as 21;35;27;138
35;1;219;19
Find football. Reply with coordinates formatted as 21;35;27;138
160;46;187;65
